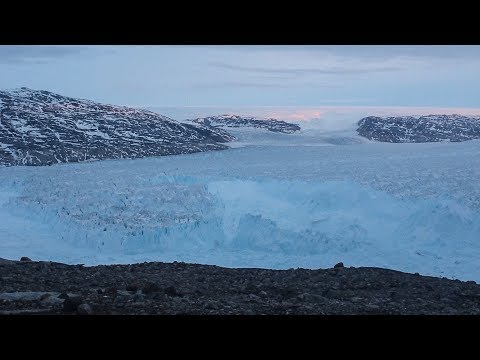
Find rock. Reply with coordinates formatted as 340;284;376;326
126;283;139;292
41;296;64;307
164;285;179;297
0;258;16;265
297;293;312;302
0;291;59;302
151;293;165;300
97;289;104;294
204;302;219;310
458;292;480;299
63;295;84;312
443;306;457;314
39;293;51;301
0;309;53;315
334;262;344;268
58;293;69;300
20;257;32;262
133;293;146;302
105;287;117;294
77;303;93;315
142;282;161;294
248;294;261;301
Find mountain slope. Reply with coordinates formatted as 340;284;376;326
357;115;480;143
186;114;301;134
181;120;237;142
0;88;232;166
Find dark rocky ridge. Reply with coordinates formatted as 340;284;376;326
1;258;479;315
357;115;480;143
181;122;237;142
0;88;233;166
186;114;301;134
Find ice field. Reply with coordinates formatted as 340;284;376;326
1;128;480;281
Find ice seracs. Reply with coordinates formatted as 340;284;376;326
2;139;480;281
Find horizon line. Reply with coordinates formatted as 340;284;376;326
139;105;480;110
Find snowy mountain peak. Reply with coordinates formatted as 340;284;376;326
0;88;233;166
357;114;480;143
186;114;301;134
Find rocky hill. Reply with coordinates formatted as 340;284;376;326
0;88;233;166
357;115;480;143
186;114;301;134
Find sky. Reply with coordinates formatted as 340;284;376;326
1;45;480;122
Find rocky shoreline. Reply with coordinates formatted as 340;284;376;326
1;258;479;315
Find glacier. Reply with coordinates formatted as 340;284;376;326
1;129;480;281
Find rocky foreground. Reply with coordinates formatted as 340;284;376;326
1;258;479;315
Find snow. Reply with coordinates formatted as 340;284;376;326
75;121;97;130
85;130;111;140
1;88;231;166
224;128;367;148
1;130;480;281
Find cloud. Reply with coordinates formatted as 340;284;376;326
205;81;289;88
0;46;89;64
209;61;404;76
194;80;342;89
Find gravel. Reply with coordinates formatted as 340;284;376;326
1;258;479;315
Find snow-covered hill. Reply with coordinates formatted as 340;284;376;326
180;120;237;142
357;115;480;143
186;114;301;134
0;88;233;166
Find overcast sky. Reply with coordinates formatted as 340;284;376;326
1;45;480;118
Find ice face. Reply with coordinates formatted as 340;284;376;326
1;132;480;281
